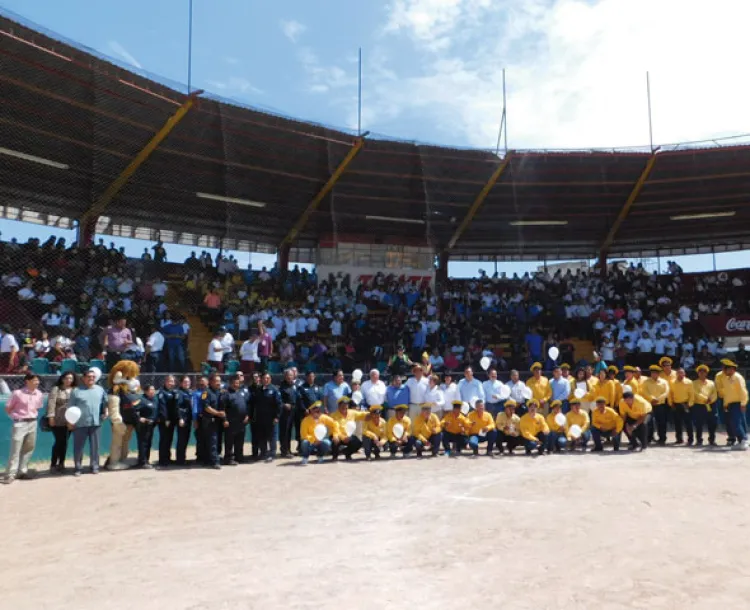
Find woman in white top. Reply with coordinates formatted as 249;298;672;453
423;374;446;418
239;334;260;374
440;373;459;412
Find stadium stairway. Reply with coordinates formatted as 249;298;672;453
185;313;211;372
570;339;595;363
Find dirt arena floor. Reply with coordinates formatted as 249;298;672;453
4;436;750;610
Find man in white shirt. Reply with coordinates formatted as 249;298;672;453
483;369;506;418
307;315;319;334
239;332;260;374
405;365;429;420
17;284;35;301
38;288;57;306
207;331;225;372
221;329;235;361
152;279;168;299
296;314;308;337
678;305;692;324
330;318;342;338
361;369;387;408
506;369;529;412
145;326;165;373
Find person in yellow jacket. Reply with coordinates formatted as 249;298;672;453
519;399;549;455
608;366;624;409
466;399;497;457
441;400;470;457
299;401;339;465
412;403;442;457
692;364;718;446
362;404;387;460
619;388;652;451
670;367;695;445
386;404;414;457
545;400;567;453
527;362;552;412
622;365;641;397
720;359;750;451
714;364;731;444
641;364;671;445
589;369;617;408
495;399;522;454
565;398;591;451
591;396;624;451
659;356;677;387
329;396;369;461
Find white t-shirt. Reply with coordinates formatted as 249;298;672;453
307;317;319;332
296;317;307;333
240;339;260;362
221;333;235;355
361;379;387;406
41;312;62;327
678;306;692;323
39;292;57;305
207;339;224;362
285;318;297;338
147;331;165;352
152;282;168;298
405;376;428;404
637;338;654;353
238;315;249;332
331;320;342;337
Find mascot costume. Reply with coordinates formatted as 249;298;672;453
104;360;142;470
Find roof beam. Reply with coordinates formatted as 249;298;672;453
81;90;202;225
600;153;658;254
280;136;365;247
447;152;513;250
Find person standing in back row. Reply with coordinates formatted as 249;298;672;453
254;372;282;462
278;368;301;458
3;373;43;484
175;376;193;465
198;374;225;469
157;375;178;467
69;369;109;477
222;375;250;465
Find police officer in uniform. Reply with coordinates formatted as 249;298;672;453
133;384;158;469
221;374;250;465
279;368;301;458
175;375;193;465
247;371;262;460
157;375;178;467
192;376;209;463
253;372;282;462
198;373;225;469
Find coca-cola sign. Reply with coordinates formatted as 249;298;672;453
700;315;750;336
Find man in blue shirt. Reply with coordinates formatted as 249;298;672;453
458;366;485;406
385;375;410;419
163;315;187;373
549;366;572;412
322;370;351;414
525;328;543;365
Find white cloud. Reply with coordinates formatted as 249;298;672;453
298;47;355;95
108;40;143;69
372;0;750;149
207;77;264;96
280;19;307;43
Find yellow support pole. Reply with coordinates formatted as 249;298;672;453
81;90;202;224
280;137;365;247
447;152;513;250
600;153;658;254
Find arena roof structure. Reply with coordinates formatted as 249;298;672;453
2;12;750;263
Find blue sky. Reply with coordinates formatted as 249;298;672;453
2;0;750;274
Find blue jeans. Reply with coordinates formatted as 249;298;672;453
362;436;383;458
388;437;415;456
692;405;718;444
468;429;498;453
727;403;747;442
167;343;186;373
561;400;570;414
300;439;332;458
546;431;567;452
415;433;442;456
73;425;101;472
591;427;621;451
524;432;547;454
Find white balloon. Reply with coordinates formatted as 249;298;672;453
64;406;81;425
127;379;140;392
570;424;582;439
314;423;328;441
345;420;357;436
555;413;567;427
622;385;633;395
460;402;470;415
574;388;586;399
89;367;102;382
352;369;363;383
522;386;533;400
393;423;405;439
480;356;491;371
499;384;511;400
548;347;559;361
351;390;363;406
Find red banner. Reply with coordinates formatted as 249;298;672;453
699;315;750;336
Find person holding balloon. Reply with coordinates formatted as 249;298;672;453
495;399;523;454
299;400;338;465
387;404;414;457
519;399;549;455
46;371;76;474
545;400;568;453
412;403;442;457
565;398;591;451
330;396;368;461
441;400;470;456
68;368;109;476
466;399;497;457
362;404;388;460
527;363;552;414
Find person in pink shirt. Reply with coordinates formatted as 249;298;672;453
3;373;43;484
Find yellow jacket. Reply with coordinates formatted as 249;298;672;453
641;378;670;405
588;379;617;407
300;414;338;443
715;371;726;398
495;412;521;436
591;407;624;433
362;417;387;441
412;413;442;443
565;410;590;440
441;411;470;435
386;415;412;442
613;380;624;406
692;379;718;409
670;378;695;407
527;376;552;403
330;409;368;437
466;410;495;435
660;370;677;387
623;376;641;397
546;412;565;434
721;373;749;408
519;413;549;442
618;395;652;420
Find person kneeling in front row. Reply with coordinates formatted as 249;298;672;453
441;400;470;457
495;400;522;454
412;403;442;457
545;400;567;453
330;396;367;461
520;399;549;455
387;404;414;457
299;401;337;465
565;398;591;451
619;388;652;452
466;399;497;457
362;404;387;460
591;396;624;452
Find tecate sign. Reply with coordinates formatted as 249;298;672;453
726;318;750;333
